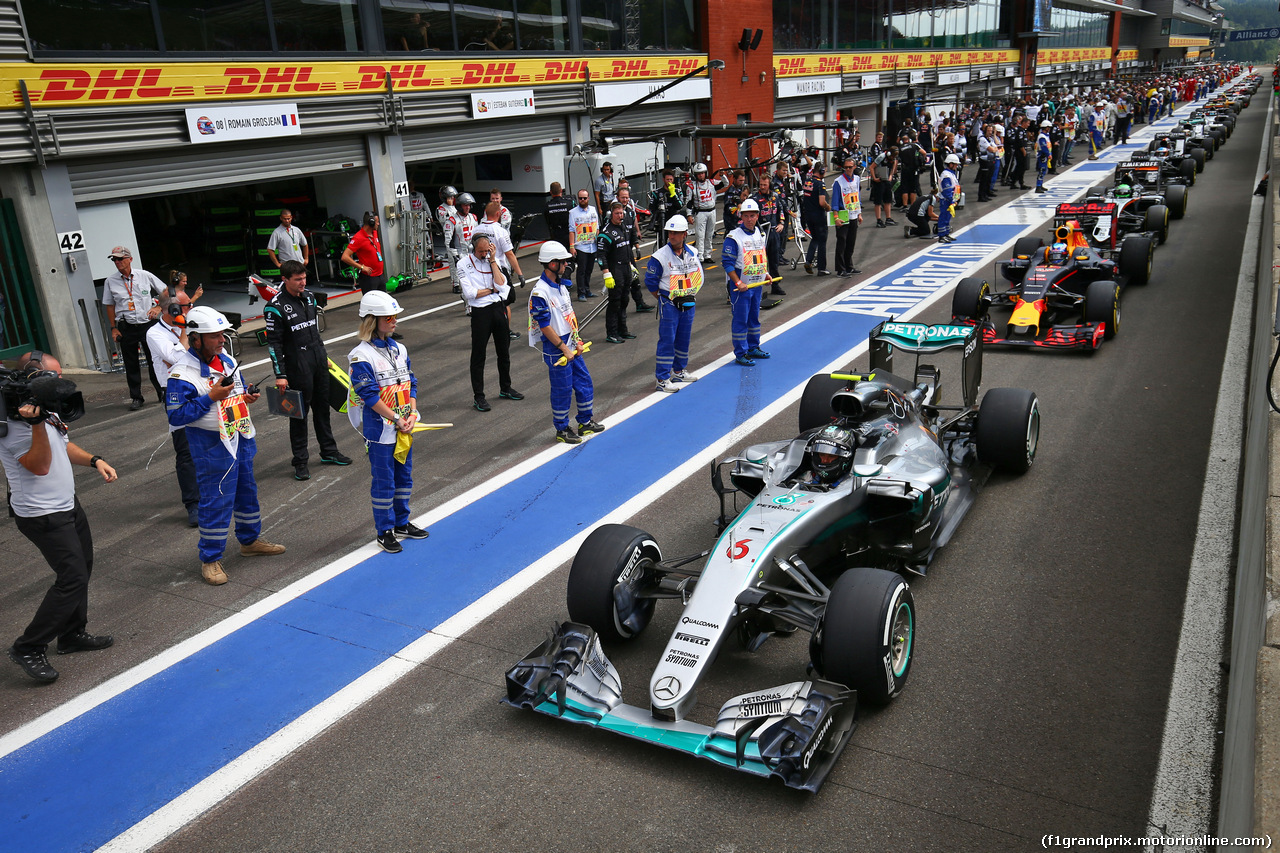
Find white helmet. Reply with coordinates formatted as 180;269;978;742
184;306;232;334
538;241;573;263
1040;120;1052;128
358;290;402;317
944;154;961;166
664;214;690;232
739;198;760;213
693;162;708;174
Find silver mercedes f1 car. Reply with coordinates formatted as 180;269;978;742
504;320;1040;791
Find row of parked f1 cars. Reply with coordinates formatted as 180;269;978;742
500;74;1261;792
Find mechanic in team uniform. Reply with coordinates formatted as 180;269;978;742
936;154;960;244
752;175;788;298
722;170;748;237
596;203;637;344
347;291;429;554
543;182;572;250
264;259;352;481
723;198;772;367
615;187;654;313
167;307;285;585
689;163;727;264
447;193;479;296
1034;121;1053;194
646;215;704;393
801;162;831;275
905;189;938;238
528;242;606;444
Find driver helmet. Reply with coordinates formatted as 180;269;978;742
1114;183;1133;199
1154;146;1170;158
807;424;856;483
1048;241;1069;264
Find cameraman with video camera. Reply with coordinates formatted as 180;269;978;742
1;351;116;683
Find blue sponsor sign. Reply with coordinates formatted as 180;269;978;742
1229;28;1280;42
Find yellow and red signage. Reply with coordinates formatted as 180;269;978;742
1116;49;1139;62
0;55;708;109
775;49;1019;78
1168;37;1211;47
1037;47;1111;65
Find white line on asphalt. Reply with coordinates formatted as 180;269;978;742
1145;86;1270;850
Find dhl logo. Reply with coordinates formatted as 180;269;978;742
35;68;172;101
543;60;588;82
222;66;320;94
609;59;655;78
459;62;521;85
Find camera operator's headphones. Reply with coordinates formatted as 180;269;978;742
18;350;55;380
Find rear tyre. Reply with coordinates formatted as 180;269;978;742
1165;185;1188;220
1190;147;1206;172
975;387;1040;474
1118;237;1153;285
799;374;849;433
1144;204;1170;243
1084;279;1121;340
951;277;990;320
1179;158;1196;185
810;568;914;706
567;524;661;642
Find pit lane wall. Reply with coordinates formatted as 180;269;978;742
1259;90;1280;840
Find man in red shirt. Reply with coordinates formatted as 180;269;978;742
341;212;386;294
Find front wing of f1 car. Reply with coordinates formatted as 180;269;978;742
503;622;858;792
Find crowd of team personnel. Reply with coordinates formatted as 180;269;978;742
0;61;1244;683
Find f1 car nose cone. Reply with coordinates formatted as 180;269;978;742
654;676;681;700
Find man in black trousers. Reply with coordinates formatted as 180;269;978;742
459;234;523;412
264;260;353;481
1;351;116;683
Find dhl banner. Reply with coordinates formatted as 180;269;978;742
776;49;1019;78
0;55;708;109
1168;37;1211;47
1117;49;1139;62
1037;47;1111;65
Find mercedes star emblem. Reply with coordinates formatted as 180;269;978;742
653;676;681;700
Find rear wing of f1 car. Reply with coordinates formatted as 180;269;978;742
1055;200;1120;250
868;320;982;408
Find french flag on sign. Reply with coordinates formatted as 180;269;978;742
281;113;297;126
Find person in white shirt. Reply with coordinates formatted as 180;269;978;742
266;208;309;269
689;162;727;262
567;191;600;301
145;291;200;526
488;189;513;232
459;234;523;412
100;245;169;410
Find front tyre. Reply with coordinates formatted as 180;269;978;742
975;387;1040;474
951;277;990;320
1118;236;1153;285
810;568;914;706
1165;185;1188;220
1084;279;1121;340
1144;204;1170;243
567;524;662;642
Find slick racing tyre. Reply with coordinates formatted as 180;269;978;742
810;568;914;706
1084;280;1121;340
1179;158;1197;185
567;524;662;642
1144;204;1170;243
975;387;1040;474
1011;235;1044;261
799;374;850;433
1165;185;1188;220
1190;147;1206;172
951;277;990;321
1118;237;1153;285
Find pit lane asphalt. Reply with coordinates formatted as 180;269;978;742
0;95;1263;851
